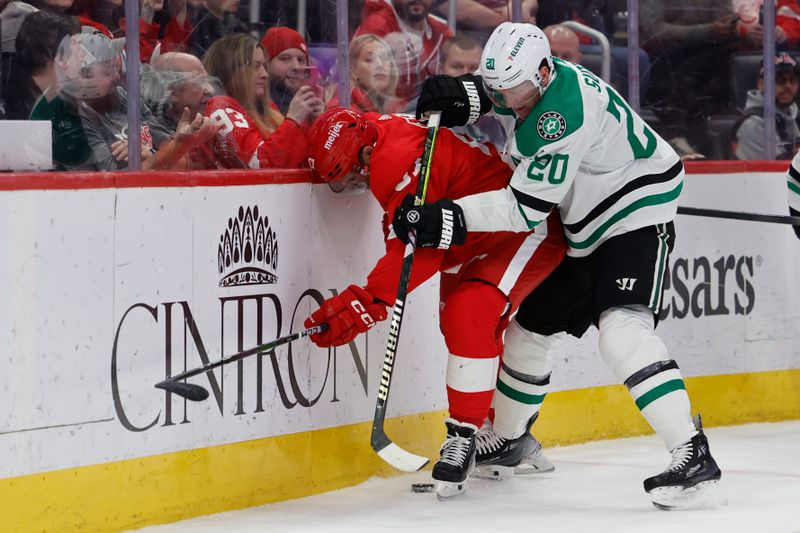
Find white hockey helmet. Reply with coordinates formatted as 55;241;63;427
480;23;553;107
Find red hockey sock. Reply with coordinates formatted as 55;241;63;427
440;280;508;428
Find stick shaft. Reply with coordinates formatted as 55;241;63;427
162;324;328;383
370;112;440;459
677;206;800;225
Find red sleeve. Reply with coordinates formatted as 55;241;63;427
78;16;113;38
120;17;159;62
206;96;308;169
355;0;398;37
161;16;193;54
365;239;445;304
778;1;800;47
256;119;309;168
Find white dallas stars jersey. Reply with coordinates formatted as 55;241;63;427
455;58;683;257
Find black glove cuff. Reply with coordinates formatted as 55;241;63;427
457;74;492;125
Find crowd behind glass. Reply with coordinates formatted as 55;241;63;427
0;0;798;171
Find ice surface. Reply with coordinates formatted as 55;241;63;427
133;421;800;532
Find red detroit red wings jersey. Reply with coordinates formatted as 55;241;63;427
205;95;308;169
362;113;557;304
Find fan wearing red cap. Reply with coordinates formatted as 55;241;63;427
304;108;565;496
262;26;318;116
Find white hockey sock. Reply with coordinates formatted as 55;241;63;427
492;365;549;439
628;363;697;451
598;306;696;451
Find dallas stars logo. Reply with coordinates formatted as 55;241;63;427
537;111;566;140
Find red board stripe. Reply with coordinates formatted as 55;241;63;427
0;169;314;191
0;160;790;191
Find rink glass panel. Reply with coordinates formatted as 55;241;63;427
0;3;785;165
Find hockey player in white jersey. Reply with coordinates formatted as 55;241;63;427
393;22;723;510
788;152;800;240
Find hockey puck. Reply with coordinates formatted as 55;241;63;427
411;483;435;493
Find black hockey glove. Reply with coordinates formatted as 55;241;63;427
415;74;492;128
392;194;467;250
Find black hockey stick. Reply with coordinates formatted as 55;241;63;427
677;206;800;225
154;323;328;401
370;111;441;473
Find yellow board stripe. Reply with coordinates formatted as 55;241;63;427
2;369;799;532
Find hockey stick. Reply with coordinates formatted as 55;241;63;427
677;206;800;225
370;111;441;473
153;323;328;401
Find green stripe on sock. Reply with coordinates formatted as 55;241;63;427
635;379;686;410
496;378;546;405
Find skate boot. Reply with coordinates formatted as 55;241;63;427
473;413;554;480
432;418;478;500
644;415;725;510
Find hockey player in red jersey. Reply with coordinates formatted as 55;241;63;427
303;108;566;498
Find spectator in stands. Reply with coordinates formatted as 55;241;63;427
544;23;581;63
66;0;122;36
440;31;481;76
202;33;323;168
33;33;206;170
733;0;800;49
3;3;51;119
24;0;74;14
187;0;247;58
262;26;314;117
144;51;215;133
433;0;537;45
119;0;192;62
1;0;38;54
640;0;756;159
439;31;504;147
328;34;400;114
734;52;800;160
355;0;453;99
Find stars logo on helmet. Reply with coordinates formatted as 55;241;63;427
537;112;566;140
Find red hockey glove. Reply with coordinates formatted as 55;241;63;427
304;285;388;347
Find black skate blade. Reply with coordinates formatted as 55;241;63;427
650;480;727;511
472;465;513;481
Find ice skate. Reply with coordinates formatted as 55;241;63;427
644;415;725;510
432;418;478;500
473;413;554;480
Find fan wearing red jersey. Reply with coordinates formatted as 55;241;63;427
303;108;566;496
202;33;324;169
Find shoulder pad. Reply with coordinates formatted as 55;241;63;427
515;59;584;157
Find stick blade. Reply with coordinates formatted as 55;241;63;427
376;442;429;472
154;380;210;401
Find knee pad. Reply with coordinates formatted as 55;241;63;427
598;305;670;382
440;280;507;357
502;319;558;377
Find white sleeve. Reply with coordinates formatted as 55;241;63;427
455;187;533;232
